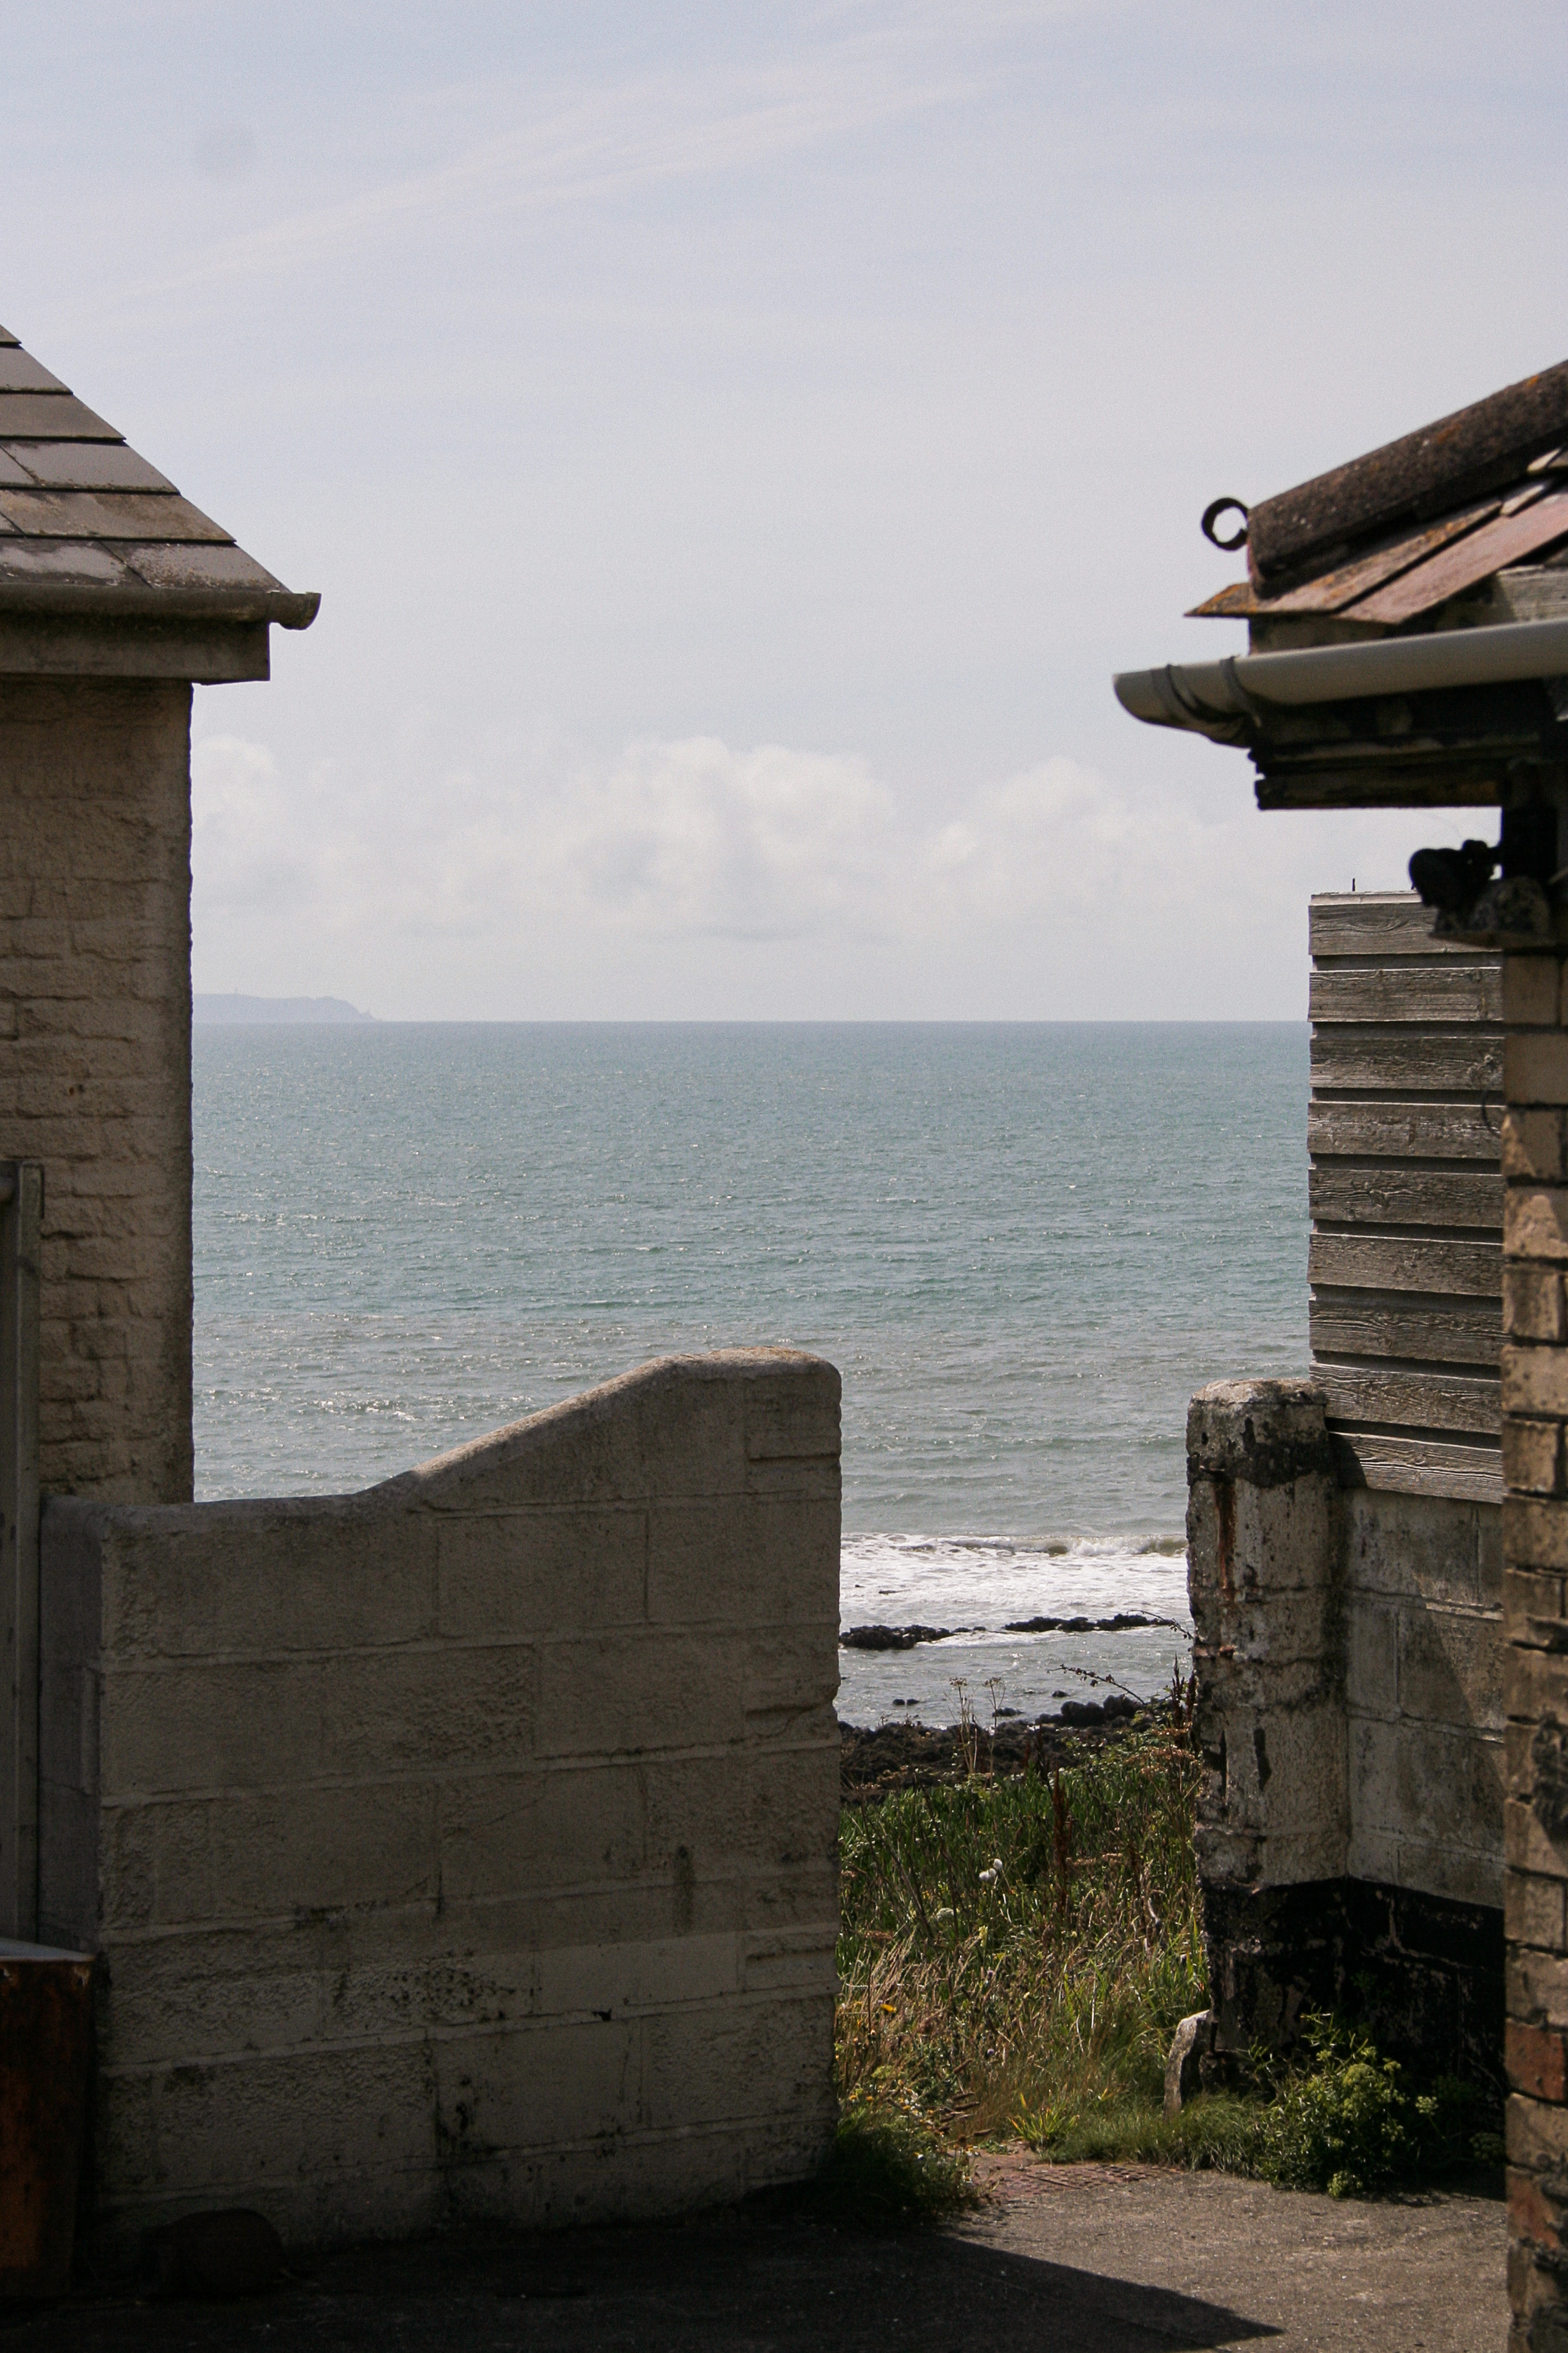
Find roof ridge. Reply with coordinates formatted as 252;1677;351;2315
1249;358;1568;587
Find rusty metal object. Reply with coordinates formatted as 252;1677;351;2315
0;1941;93;2300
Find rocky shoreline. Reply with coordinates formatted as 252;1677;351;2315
839;1696;1173;1803
840;1610;1174;1651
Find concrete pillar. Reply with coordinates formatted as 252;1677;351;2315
1500;949;1568;2352
1187;1379;1346;2050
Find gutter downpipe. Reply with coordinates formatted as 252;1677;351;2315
1113;614;1568;736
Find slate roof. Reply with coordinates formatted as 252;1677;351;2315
0;326;317;629
1193;358;1568;629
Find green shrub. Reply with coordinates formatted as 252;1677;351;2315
1247;2014;1483;2198
1008;2014;1488;2198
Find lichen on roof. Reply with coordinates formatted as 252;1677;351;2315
1192;359;1568;632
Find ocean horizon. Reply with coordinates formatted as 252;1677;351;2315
194;1019;1310;1722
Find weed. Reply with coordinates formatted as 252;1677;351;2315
808;2095;977;2228
1246;2014;1484;2198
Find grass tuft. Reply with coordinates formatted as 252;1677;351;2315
808;2097;977;2228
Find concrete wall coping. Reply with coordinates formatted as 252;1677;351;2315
44;1348;841;1533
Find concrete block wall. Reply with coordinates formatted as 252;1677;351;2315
0;679;193;1503
1187;1378;1347;1901
38;1349;841;2255
1188;1380;1504;2076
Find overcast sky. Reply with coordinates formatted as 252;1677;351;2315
5;3;1564;1017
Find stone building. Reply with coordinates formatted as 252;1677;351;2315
1;329;841;2260
0;323;317;1502
1116;358;1568;2353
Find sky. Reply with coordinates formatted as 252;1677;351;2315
4;1;1567;1018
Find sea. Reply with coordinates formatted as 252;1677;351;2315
192;1023;1310;1726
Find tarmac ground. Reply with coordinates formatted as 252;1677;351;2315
2;2155;1508;2352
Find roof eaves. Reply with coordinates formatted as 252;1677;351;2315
0;324;317;642
0;578;320;630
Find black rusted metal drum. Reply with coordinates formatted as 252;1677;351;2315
0;1941;93;2300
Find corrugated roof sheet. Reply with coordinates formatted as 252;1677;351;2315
0;325;317;629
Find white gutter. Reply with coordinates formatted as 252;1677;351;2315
1114;614;1568;734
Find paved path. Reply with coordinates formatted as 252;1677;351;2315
965;2154;1507;2349
10;2161;1508;2351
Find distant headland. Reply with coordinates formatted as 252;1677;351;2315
194;994;377;1025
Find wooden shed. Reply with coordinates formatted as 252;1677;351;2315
1116;358;1568;2352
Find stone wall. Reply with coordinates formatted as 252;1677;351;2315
1497;948;1568;2349
38;1349;841;2255
0;679;193;1503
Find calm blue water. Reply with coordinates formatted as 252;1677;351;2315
192;1023;1309;1719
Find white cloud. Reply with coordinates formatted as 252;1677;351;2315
192;727;1462;1020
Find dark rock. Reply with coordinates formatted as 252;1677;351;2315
1409;839;1496;915
1436;873;1553;945
840;1623;952;1651
1058;1700;1105;1726
1003;1611;1159;1634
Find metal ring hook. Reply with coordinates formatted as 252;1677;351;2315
1201;497;1251;552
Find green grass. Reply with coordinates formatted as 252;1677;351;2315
834;1728;1497;2199
837;1727;1206;2145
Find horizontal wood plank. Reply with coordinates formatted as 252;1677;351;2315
0;391;119;440
1307;895;1471;959
0;487;228;544
1310;1165;1502;1231
1260;768;1510;812
1309;1233;1501;1296
1309;896;1502;1501
1274;512;1501;622
1329;1431;1502;1505
1315;1363;1498;1437
1308;1099;1500;1162
1310;1295;1500;1370
1308;966;1503;1025
1310;1027;1503;1094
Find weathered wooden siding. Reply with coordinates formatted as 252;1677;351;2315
1308;892;1502;1501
